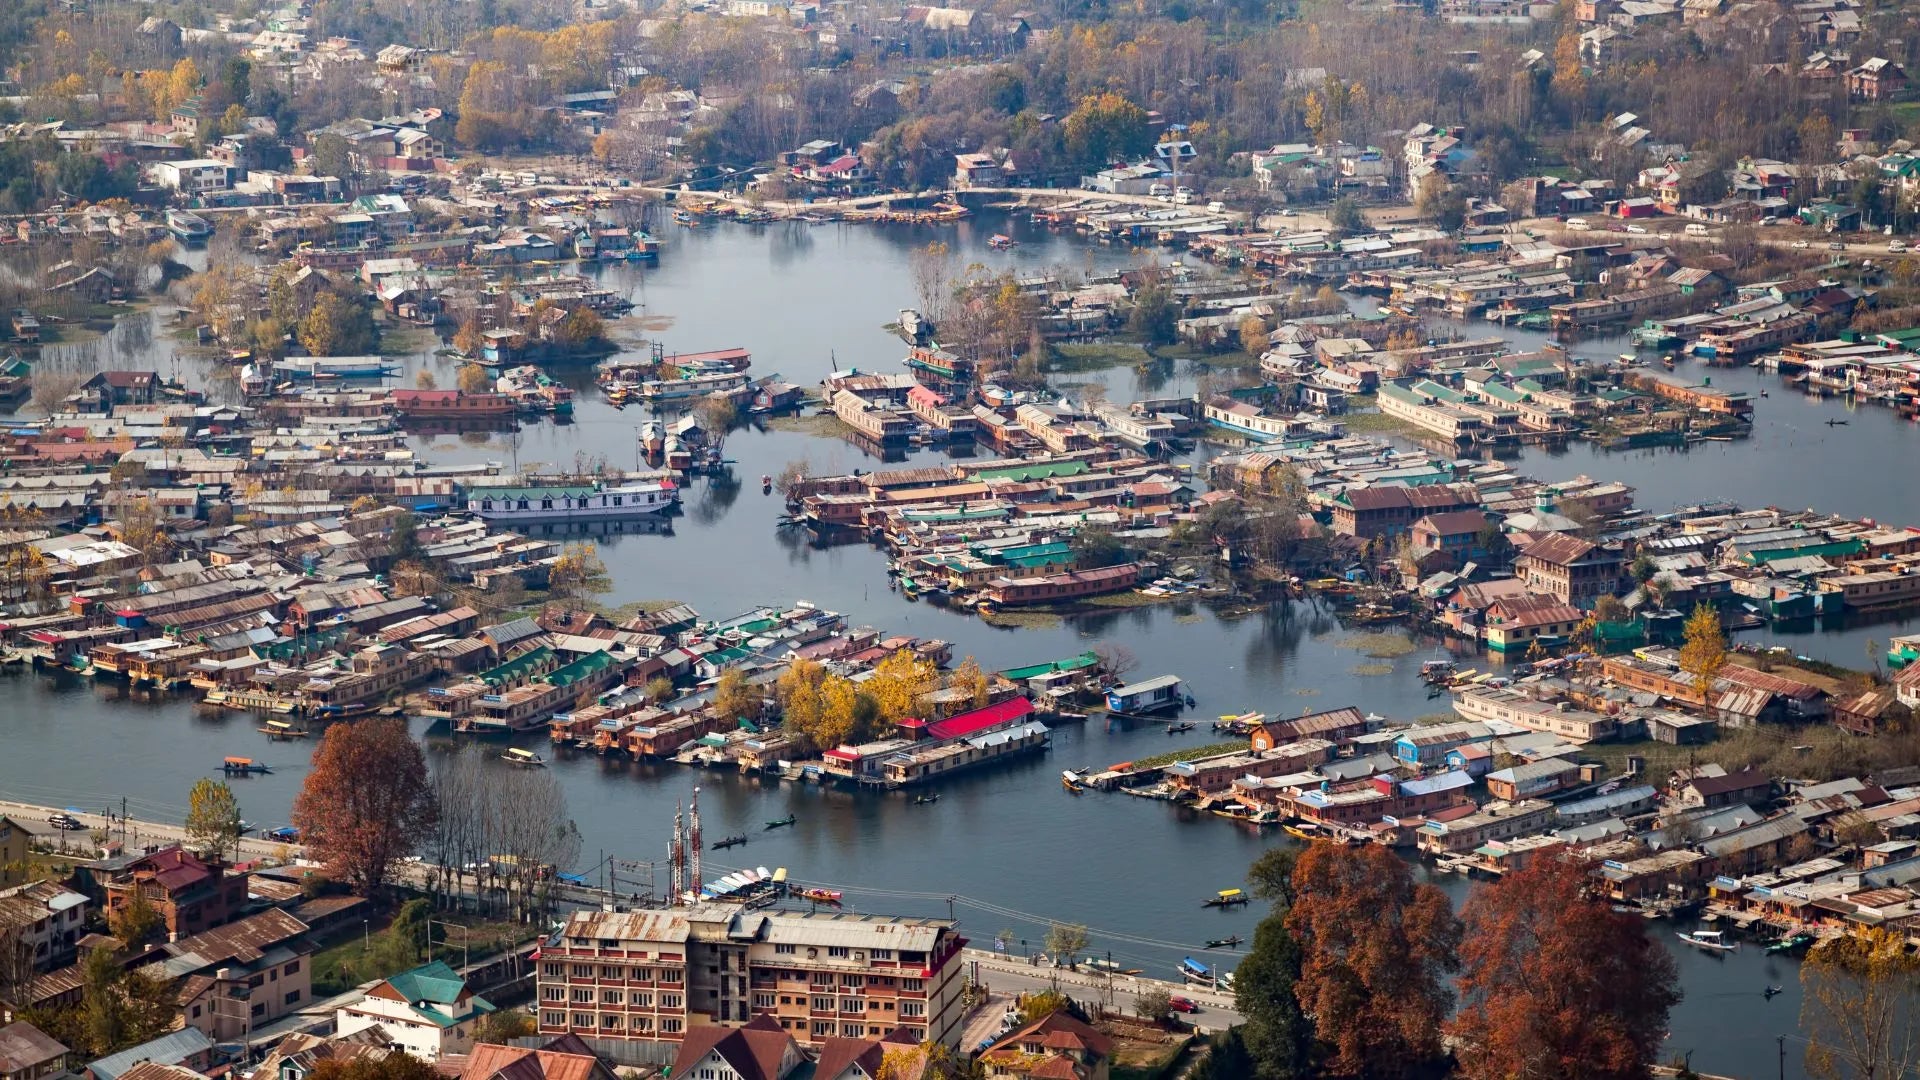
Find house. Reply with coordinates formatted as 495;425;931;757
0;1022;68;1080
96;845;247;940
0;819;24;890
1675;767;1772;809
667;1017;805;1080
954;152;1003;188
1515;533;1622;607
1330;483;1481;540
1848;58;1909;101
0;881;90;970
1409;510;1498;567
335;961;494;1061
72;371;161;412
1481;596;1585;653
980;1010;1113;1080
251;1029;399;1080
149;160;234;194
1485;758;1582;800
151;908;312;1040
1249;706;1369;750
813;1029;926;1080
459;1037;619;1080
86;1028;215;1080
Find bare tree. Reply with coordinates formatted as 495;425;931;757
429;746;488;910
487;766;581;922
29;370;82;415
1092;643;1139;682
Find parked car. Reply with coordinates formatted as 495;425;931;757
47;813;83;830
1791;239;1810;249
1830;241;1847;250
1890;240;1907;253
1167;996;1201;1014
1625;224;1648;234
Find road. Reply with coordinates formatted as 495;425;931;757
0;797;295;861
960;948;1244;1032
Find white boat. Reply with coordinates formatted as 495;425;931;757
639;371;748;402
465;479;679;523
501;748;547;767
1676;930;1738;953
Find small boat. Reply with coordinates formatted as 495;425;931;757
1167;721;1196;735
1062;773;1085;794
266;826;300;842
1205;935;1243;949
1826;418;1850;426
1764;985;1784;999
913;793;940;805
1179;957;1215;985
1676;930;1738;953
1766;932;1813;954
1662;356;1677;370
712;834;748;850
1283;823;1321;841
764;814;797;830
258;720;308;738
987;234;1016;249
237;819;255;834
1203;888;1249;908
796;886;842;903
502;747;547;767
1084;958;1143;976
221;756;271;775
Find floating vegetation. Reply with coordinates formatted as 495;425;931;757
766;413;855;437
1292;687;1322;696
982;611;1064;630
1351;662;1394;676
1338;632;1419;659
1174;612;1205;625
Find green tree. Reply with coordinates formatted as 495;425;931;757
1134;986;1173;1019
1237;910;1312;1079
108;889;160;949
185;777;242;861
298;290;378;356
1328;197;1367;236
473;1009;536;1044
1044;922;1089;964
1127;283;1178;344
1195;1028;1259;1080
1018;989;1071;1024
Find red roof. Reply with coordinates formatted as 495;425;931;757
927;697;1034;741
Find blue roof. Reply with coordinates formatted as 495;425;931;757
89;1027;214;1080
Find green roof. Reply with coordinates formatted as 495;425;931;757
974;460;1091;482
383;961;494;1028
544;649;615;688
1000;651;1100;682
1745;538;1866;564
466;485;597;501
481;645;553;687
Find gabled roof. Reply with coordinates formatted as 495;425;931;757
667;1016;797;1080
461;1037;615;1080
1519;532;1601;566
0;1022;68;1073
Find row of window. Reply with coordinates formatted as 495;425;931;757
545;962;683;983
542;1012;684;1033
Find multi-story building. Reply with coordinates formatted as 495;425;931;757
535;906;967;1051
96;846;247;940
0;818;25;890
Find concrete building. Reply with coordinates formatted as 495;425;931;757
535;905;968;1051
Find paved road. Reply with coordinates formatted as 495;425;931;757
960;949;1243;1032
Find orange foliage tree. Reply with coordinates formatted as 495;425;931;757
291;718;436;896
1285;843;1460;1078
1449;857;1680;1080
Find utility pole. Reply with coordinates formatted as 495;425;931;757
1777;1034;1786;1080
946;895;956;923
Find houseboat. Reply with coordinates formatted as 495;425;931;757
1106;674;1186;715
638;422;665;457
276;356;400;381
639;371;748;403
166;209;212;245
257;720;308;739
464;479;679;523
385;389;518;420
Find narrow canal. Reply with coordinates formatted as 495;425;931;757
3;210;1913;1077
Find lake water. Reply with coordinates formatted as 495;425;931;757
4;211;1915;1078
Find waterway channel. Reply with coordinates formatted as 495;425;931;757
4;210;1916;1077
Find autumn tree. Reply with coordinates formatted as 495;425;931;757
778;658;828;741
815;674;862;749
548;542;610;601
185;778;242;861
107;889;160;950
458;363;493;394
472;1009;536;1044
712;668;764;723
555;307;604;346
1238;315;1270;357
865;649;939;728
415;369;438;390
951;656;990;709
308;1052;444;1080
1450;857;1679;1080
1063;92;1150;172
298;290;378;356
1801;927;1920;1080
1287;843;1461;1078
291;718;436;896
1043;922;1089;963
1678;602;1727;700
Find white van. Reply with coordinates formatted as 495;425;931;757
1566;217;1590;231
1684;223;1709;237
1148;183;1172;198
1172;190;1193;205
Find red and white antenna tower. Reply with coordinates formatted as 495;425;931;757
688;786;703;899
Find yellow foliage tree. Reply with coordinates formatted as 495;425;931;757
777;658;827;741
816;675;860;749
951;656;990;710
712;668;763;724
866;649;938;728
1678;602;1727;701
458;363;492;394
167;58;202;112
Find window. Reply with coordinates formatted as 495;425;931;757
659;1018;682;1034
612;496;622;506
285;959;300;975
600;1015;619;1029
518;500;530;510
601;989;621;1004
629;992;651;1006
841;1023;864;1037
542;963;563;977
900;1002;924;1018
902;978;924;992
811;997;833;1011
600;965;621;979
251;1002;265;1018
542;1012;564;1027
828;946;850;958
572;1013;592;1028
774;943;796;955
285;990;301;1005
542;987;565;1001
572;964;593;978
270;970;278;982
840;974;864;987
571;988;594;1003
812;1022;833;1036
753;994;776;1008
659;994;682;1008
661;969;683;983
191;1005;201;1019
840;999;865;1014
869;948;892;960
